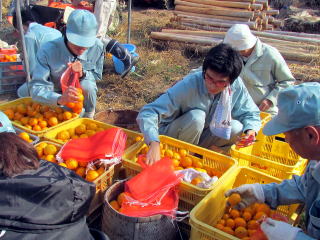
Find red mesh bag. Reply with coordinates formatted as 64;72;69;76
60;66;81;92
121;156;183;218
58;128;127;163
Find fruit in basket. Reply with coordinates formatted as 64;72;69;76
228;193;241;206
75;167;86;177
59;162;67;168
66;88;84;114
110;200;120;211
191;177;202;185
44;144;58;155
86;170;99;182
65;158;79;170
4;108;14;120
234;226;248;238
18;132;30;142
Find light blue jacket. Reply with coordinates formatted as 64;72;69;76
137;71;261;144
25;23;62;74
29;37;104;106
241;39;295;115
262;161;320;240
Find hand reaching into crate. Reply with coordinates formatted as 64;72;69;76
260;218;301;240
225;183;265;209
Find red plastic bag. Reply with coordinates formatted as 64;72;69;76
58;128;127;163
121;156;183;218
60;66;81;92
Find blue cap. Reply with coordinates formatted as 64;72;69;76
263;82;320;136
66;10;97;48
0;111;15;134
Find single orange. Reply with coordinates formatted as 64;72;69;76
228;193;241;206
58;162;67;168
33;125;42;131
230;209;240;219
178;148;187;157
109;200;120;211
226;218;235;229
242;211;252;221
117;192;128;206
254;211;267;220
234;217;247;228
66;102;75;108
75;167;86;178
164;149;174;158
222;226;234;236
234;226;248;239
39;120;48;128
218;219;226;226
44;144;57;155
78;161;88;167
57;130;70;141
85;170;99;182
86;122;98;131
191;177;202;186
214;224;224;231
65;158;78;170
75;124;87;135
247;220;260;230
19;132;30;141
63;111;72;120
4;108;14;120
180;156;192;168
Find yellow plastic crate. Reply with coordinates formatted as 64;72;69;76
231;133;307;179
34;140;115;215
122;135;237;211
189;167;300;240
0;97;79;136
43;118;142;149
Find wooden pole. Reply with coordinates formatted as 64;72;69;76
176;14;258;25
250;3;263;10
150;32;218;45
174;10;252;21
181;22;229;31
175;5;255;18
180;18;258;29
180;0;251;9
265;30;320;38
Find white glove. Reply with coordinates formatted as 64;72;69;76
261;218;301;240
225;183;265;209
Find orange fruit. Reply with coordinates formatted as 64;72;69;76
164;149;173;158
174;167;184;171
135;136;142;142
66;102;75;108
4;108;14;120
117;192;128;206
39;120;48;128
48;117;58;126
243;207;254;216
71;135;79;139
172;159;180;167
222;226;234;236
75;167;86;177
247;220;260;230
54;107;63;114
256;203;271;216
222;213;230;220
191;177;202;185
79;133;88;138
234;217;246;228
86;130;96;137
45;154;56;163
44;144;57;155
65;158;78;170
254;211;267;220
97;166;105;176
192;158;203;168
230;209;240;219
57;113;64;121
28;118;38;126
38;142;48;149
179;148;187;157
16;104;27;114
14;112;23;121
75;124;86;135
57;130;70;141
228;193;241;206
226;218;235;229
44;111;55;119
86;122;98;131
79;161;88;167
234;226;248;238
20;117;29;125
214;224;224;231
172;152;181;160
59;162;67;168
35;146;43;157
19;132;30;141
63;111;72;120
40;105;50;113
248;229;257;237
78;93;84;102
33;125;42;131
218;219;226;226
242;211;252;221
181;156;192;168
109;200;120;211
67;128;76;136
85;170;99;182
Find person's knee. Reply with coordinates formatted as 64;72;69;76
186;109;206;132
80;81;97;97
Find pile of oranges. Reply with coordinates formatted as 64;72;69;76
214;193;277;239
66;88;84;114
18;131;33;143
35;141;105;182
136;143;223;183
3;101;77;132
109;192;130;213
0;54;17;62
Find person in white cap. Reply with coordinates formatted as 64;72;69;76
224;24;295;116
0;111;111;239
225;82;320;240
28;9;104;118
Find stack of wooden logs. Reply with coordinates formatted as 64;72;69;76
150;29;320;63
173;0;282;31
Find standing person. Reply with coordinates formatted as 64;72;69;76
12;8;62;97
0;111;97;240
225;82;320;240
28;9;104;118
137;43;261;165
224;24;295;115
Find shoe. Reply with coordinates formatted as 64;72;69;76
83;111;95;119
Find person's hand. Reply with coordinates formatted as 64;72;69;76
236;130;256;148
69;61;83;77
146;141;161;165
7;16;13;25
57;86;80;105
225;183;265;209
261;218;301;240
259;99;273;112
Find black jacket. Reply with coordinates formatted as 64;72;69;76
0;160;95;240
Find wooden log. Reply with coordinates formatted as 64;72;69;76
174;10;252;21
255;0;268;9
252;30;320;44
181;22;229;31
150;32;219;45
265;24;274;30
273;19;283;27
265;30;320;39
162;29;225;38
175;5;255;18
181;0;251;9
177;14;256;24
175;0;214;8
250;3;263;10
201;0;255;2
253;11;267;18
266;16;274;23
180;18;258;29
266;9;280;15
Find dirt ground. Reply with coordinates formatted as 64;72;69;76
0;3;319;114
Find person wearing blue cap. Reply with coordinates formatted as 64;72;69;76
224;24;295;116
0;110;109;239
225;82;320;240
137;44;261;165
28;9;104;118
12;8;62;97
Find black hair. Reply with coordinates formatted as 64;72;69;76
202;43;242;85
12;8;35;29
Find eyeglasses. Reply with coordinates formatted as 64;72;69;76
204;72;229;88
